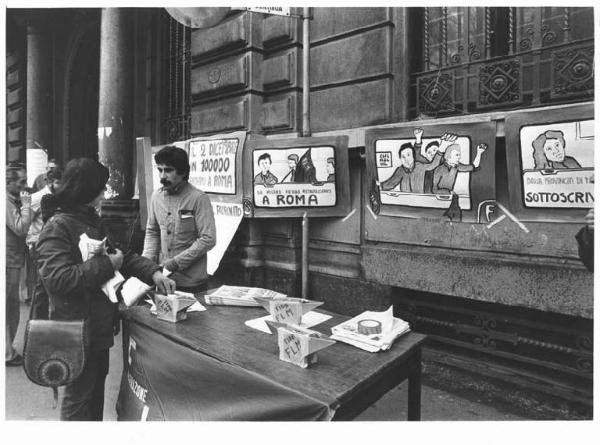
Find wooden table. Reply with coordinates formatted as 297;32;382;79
117;299;427;421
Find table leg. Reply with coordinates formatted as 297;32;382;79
407;348;422;421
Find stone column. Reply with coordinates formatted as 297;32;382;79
97;8;134;199
26;23;52;155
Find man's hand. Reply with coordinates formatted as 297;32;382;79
107;248;124;271
476;143;488;154
439;133;458;152
152;271;176;295
20;191;31;208
413;127;424;143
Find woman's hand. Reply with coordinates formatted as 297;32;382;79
107;248;124;271
152;271;176;295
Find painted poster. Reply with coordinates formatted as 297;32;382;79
375;128;489;210
519;120;594;208
188;138;238;194
253;146;337;208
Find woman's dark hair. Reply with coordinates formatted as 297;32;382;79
46;168;63;182
532;130;566;169
154;146;190;180
47;158;109;211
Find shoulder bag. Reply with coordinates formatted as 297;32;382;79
22;281;90;409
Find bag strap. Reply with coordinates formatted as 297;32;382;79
52;387;59;409
27;281;40;321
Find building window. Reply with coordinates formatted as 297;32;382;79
162;11;191;143
411;7;594;118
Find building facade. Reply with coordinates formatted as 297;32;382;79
5;7;594;415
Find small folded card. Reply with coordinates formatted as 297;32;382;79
154;291;198;322
253;296;323;325
245;311;331;334
265;321;336;368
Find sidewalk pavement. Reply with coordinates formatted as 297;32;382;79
5;301;526;421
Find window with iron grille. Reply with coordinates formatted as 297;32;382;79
410;7;594;118
162;11;191;143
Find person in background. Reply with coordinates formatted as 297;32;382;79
31;158;60;193
576;208;594;272
143;146;217;293
36;158;175;420
6;164;32;366
281;154;299;183
25;168;63;305
326;157;336;182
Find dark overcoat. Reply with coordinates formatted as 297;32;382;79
36;205;160;350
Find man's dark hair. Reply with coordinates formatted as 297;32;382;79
398;142;414;157
46;168;63;182
5;163;25;184
154;146;190;180
257;153;272;165
425;141;439;150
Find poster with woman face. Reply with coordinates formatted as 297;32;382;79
519;119;594;208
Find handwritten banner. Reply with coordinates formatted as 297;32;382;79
246;7;291;16
255;182;336;208
189;138;238;194
207;201;244;275
523;169;594;208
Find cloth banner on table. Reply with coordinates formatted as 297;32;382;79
116;320;332;421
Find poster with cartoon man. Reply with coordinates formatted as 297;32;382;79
253;146;337;208
375;128;488;210
520;119;594;208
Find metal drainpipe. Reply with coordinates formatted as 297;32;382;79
301;7;311;299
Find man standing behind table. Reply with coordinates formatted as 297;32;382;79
142;146;217;293
6;164;32;366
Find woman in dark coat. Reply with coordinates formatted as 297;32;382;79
36;158;175;421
